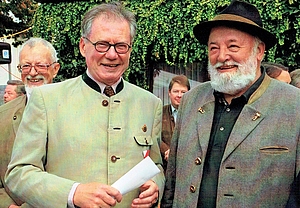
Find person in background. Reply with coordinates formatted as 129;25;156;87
160;74;190;171
290;69;300;88
3;80;25;104
161;0;300;207
5;2;164;208
0;37;60;208
262;62;291;83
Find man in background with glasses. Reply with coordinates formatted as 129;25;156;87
5;2;164;208
0;37;60;207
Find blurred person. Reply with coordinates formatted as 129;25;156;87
262;62;291;83
0;37;60;208
5;2;164;208
3;80;25;104
160;74;190;171
161;1;300;207
290;69;300;88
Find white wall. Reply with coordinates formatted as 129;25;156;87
0;39;22;84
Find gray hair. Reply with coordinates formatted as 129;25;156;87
81;1;136;43
19;37;58;62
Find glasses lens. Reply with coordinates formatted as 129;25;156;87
115;43;129;54
21;64;31;72
19;63;52;73
95;42;110;53
36;64;49;71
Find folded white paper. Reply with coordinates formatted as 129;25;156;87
111;156;161;195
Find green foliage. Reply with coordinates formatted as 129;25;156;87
0;0;37;45
31;0;300;88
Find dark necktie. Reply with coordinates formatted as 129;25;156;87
104;86;115;97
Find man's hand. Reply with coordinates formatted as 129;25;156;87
131;180;159;208
164;149;170;161
9;205;20;208
73;182;122;208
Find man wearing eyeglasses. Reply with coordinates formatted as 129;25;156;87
0;37;60;208
5;2;164;208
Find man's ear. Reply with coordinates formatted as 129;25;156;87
52;62;61;78
79;37;86;57
257;41;266;62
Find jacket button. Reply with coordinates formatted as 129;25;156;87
190;185;196;193
194;157;202;165
111;155;117;162
102;100;109;106
13;115;17;120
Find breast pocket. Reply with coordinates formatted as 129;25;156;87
259;146;289;154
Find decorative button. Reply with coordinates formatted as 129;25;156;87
13;115;17;120
252;112;261;121
190;185;196;193
226;108;230;112
220;127;224;131
102;100;109;106
194;157;202;165
142;124;147;132
198;107;205;114
111;155;119;162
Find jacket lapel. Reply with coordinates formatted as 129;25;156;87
196;93;215;156
222;105;265;161
222;75;271;161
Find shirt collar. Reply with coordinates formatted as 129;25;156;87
86;69;122;93
170;105;177;113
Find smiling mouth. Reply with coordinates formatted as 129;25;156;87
102;64;119;67
27;78;44;82
217;65;236;70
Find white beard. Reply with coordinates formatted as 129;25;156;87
208;51;258;95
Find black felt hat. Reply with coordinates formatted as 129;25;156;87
193;0;277;50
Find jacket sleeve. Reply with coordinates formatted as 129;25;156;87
150;99;165;202
0;187;16;208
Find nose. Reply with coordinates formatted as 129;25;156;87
105;46;118;59
217;47;230;63
27;66;39;76
177;92;184;97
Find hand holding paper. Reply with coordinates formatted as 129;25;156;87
111;156;161;195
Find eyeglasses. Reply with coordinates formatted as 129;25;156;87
17;62;56;73
83;37;131;54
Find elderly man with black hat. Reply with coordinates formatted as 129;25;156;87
161;0;300;207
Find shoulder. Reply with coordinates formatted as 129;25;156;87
30;76;83;100
267;79;300;99
0;95;26;114
163;104;171;113
183;81;213;101
123;80;161;101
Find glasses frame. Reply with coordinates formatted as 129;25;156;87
17;62;56;73
83;37;131;54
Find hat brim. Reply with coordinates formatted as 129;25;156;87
193;17;277;50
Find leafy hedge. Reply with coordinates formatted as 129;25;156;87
32;0;300;89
